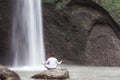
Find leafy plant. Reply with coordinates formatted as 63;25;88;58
43;0;71;10
92;0;120;25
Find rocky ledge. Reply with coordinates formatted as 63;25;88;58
0;65;20;80
31;68;69;79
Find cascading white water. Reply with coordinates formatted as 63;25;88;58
12;0;45;67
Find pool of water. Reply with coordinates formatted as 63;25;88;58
11;65;120;80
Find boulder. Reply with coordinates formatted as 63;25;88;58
31;68;69;79
85;24;120;66
0;65;20;80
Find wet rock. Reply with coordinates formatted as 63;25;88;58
0;65;20;80
31;68;69;79
6;77;16;80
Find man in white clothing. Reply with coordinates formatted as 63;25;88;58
43;54;62;70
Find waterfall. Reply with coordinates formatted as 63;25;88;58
12;0;45;67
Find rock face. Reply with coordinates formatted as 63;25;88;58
0;65;20;80
0;0;14;65
85;24;120;66
43;3;87;64
31;68;69;79
43;0;120;66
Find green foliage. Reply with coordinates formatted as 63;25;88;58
43;0;55;3
43;0;71;10
55;0;71;10
92;0;120;25
81;19;88;30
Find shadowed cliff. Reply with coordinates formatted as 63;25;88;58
43;0;120;66
0;0;13;65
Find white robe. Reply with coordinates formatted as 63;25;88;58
44;57;62;69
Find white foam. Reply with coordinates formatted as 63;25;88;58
9;65;47;71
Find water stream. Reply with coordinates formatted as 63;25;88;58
12;0;45;67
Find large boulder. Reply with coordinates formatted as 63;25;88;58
31;68;69;79
85;24;120;66
0;65;20;80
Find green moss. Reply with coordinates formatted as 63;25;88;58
81;19;88;30
49;25;67;41
43;0;55;3
43;0;71;10
55;0;71;10
93;0;120;25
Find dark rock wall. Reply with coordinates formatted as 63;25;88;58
43;4;74;63
43;1;120;66
0;0;13;65
67;0;120;66
43;3;87;64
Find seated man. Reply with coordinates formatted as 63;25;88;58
43;53;62;70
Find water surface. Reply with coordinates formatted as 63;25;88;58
13;65;120;80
